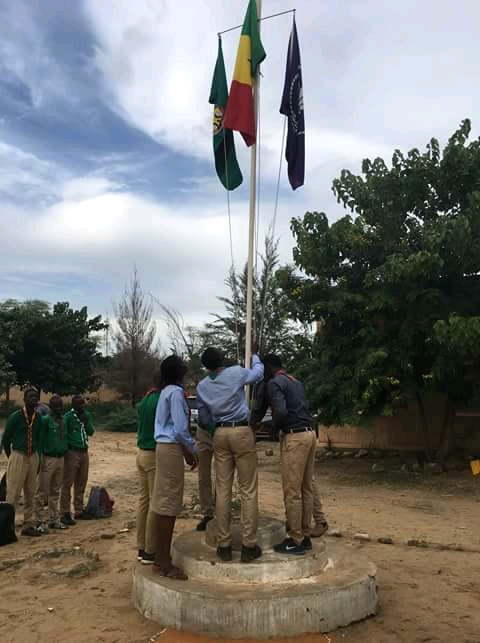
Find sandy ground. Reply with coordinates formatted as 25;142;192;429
1;432;480;643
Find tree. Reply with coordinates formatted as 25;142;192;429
111;268;159;405
282;120;480;463
208;235;310;367
0;299;106;395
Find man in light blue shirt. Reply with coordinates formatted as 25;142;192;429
196;346;264;563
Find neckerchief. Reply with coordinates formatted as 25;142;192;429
71;409;88;448
208;367;224;380
22;407;36;457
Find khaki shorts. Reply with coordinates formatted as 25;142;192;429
150;443;185;516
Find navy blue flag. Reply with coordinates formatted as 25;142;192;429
279;17;304;190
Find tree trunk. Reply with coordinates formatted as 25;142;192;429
5;386;10;402
437;398;456;469
414;391;429;464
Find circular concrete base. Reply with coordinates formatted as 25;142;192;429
205;516;285;550
133;532;378;639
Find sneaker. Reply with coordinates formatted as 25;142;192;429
196;515;214;532
74;511;93;520
216;545;233;561
141;552;155;565
240;544;262;563
49;521;68;530
311;521;329;538
36;522;49;535
273;537;305;556
62;513;76;526
21;525;42;537
302;536;313;551
137;549;145;561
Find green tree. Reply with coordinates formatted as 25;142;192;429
111;268;160;405
283;120;480;463
0;299;105;395
208;235;309;367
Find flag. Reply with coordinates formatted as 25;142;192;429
209;38;243;190
280;17;305;190
224;0;266;147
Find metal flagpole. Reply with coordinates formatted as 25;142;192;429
244;0;262;370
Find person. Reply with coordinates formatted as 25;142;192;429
196;345;264;563
252;382;329;539
1;388;45;537
60;395;94;525
150;355;198;580
135;374;162;565
34;394;69;531
251;354;317;556
195;426;215;532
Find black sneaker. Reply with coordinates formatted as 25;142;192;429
216;545;233;561
141;552;155;565
240;544;262;563
62;513;76;526
21;525;42;537
74;511;93;520
36;522;49;535
137;549;145;561
49;521;68;530
302;536;313;551
273;537;305;556
196;515;214;531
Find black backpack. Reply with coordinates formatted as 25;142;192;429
85;486;114;519
0;502;17;546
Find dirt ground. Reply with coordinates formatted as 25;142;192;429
1;433;480;643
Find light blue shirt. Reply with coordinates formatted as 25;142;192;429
196;355;264;426
154;385;197;453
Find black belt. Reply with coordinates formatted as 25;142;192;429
283;426;314;434
140;447;156;452
44;453;65;458
215;419;249;428
69;447;88;452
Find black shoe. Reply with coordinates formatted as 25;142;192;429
216;545;233;561
36;522;49;535
62;513;76;526
21;526;42;537
141;552;155;565
74;511;93;520
196;515;213;532
49;521;68;530
240;544;262;563
137;549;145;561
273;537;305;556
302;536;313;551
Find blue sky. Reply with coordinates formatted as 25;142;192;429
1;0;480;342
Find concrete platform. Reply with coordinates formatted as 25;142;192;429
205;516;285;550
173;530;328;583
133;532;378;639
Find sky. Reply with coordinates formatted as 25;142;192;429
1;0;479;342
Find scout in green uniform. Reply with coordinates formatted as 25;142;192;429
1;388;44;536
34;395;69;531
60;395;94;525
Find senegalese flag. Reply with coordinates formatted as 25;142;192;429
224;0;266;147
209;37;243;190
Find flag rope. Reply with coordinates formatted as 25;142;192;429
218;8;295;36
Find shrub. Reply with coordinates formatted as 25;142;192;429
0;400;20;418
104;406;138;433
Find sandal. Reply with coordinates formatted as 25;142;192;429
153;564;188;580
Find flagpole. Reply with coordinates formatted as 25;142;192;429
245;0;262;370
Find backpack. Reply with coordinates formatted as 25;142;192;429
0;502;17;546
0;473;6;502
85;486;114;519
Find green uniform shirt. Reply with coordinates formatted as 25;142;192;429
136;390;160;450
64;409;94;450
1;408;44;457
42;415;68;457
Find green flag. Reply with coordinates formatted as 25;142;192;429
209;37;243;191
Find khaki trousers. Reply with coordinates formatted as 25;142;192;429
6;451;39;527
312;477;326;524
60;450;89;515
213;426;258;548
197;428;214;517
280;431;316;544
136;449;156;553
35;455;64;524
